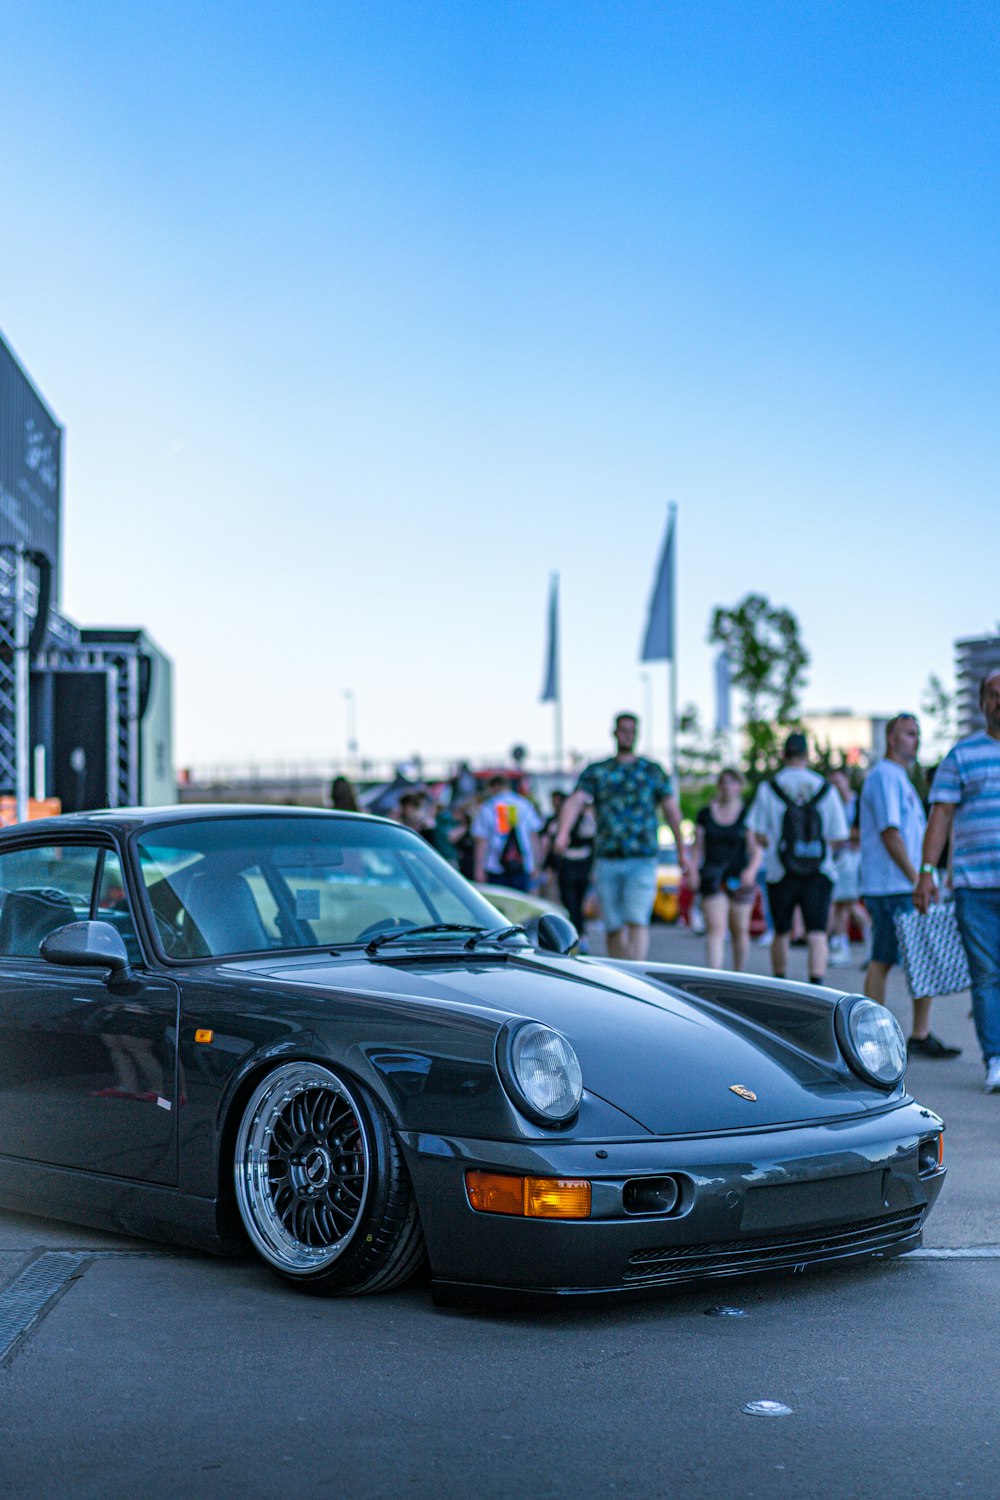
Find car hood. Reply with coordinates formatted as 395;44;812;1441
218;949;879;1134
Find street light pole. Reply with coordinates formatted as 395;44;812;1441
640;670;653;757
343;690;358;770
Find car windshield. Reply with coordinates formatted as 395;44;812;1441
134;815;508;959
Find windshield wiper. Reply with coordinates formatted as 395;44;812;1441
365;923;484;956
464;925;526;949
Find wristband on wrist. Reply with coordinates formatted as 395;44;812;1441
920;863;936;875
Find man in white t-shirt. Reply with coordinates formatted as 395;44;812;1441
860;713;959;1060
746;732;848;985
472;775;543;892
915;668;1000;1089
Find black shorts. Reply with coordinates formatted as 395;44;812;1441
700;864;753;902
767;873;833;935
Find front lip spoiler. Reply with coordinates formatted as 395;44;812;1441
430;1226;926;1309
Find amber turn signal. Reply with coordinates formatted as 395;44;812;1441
465;1171;591;1219
194;1029;214;1045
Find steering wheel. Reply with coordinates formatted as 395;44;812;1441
153;910;185;956
354;917;417;944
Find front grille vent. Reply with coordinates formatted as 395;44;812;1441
623;1207;924;1284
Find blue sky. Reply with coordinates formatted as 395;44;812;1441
1;1;997;771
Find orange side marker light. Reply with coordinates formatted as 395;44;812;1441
194;1029;214;1045
465;1171;591;1219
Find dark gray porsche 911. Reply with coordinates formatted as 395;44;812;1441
0;806;944;1305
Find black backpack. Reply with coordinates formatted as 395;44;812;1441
771;780;829;877
499;827;525;877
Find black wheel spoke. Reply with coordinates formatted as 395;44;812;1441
312;1092;334;1137
317;1202;339;1240
301;1089;321;1137
290;1095;310;1138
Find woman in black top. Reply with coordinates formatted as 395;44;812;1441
541;791;595;940
693;768;760;971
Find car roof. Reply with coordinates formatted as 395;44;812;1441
0;804;390;841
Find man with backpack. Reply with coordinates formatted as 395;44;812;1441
746;732;849;984
472;774;543;892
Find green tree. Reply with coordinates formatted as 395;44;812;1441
674;702;729;819
920;673;954;759
675;701;724;784
708;593;810;781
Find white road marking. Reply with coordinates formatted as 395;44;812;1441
910;1246;1000;1258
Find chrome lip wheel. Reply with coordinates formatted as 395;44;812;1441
235;1064;371;1274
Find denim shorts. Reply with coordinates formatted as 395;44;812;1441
595;856;658;932
866;892;912;967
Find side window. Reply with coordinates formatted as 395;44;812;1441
0;845;102;959
95;851;142;964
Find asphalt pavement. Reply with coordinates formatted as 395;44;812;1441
0;921;997;1500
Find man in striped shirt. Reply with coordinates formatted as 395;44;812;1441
915;669;1000;1091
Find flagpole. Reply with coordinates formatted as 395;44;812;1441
667;502;678;776
553;572;564;771
714;646;733;768
639;503;677;771
554;685;564;774
541;571;564;772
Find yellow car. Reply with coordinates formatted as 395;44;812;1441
652;844;682;923
478;884;569;928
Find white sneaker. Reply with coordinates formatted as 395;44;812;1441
984;1057;1000;1093
827;945;852;967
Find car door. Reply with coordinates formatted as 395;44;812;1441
0;838;180;1185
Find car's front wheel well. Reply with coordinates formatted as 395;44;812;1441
219;1055;426;1294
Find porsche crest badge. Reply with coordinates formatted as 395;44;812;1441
729;1084;757;1101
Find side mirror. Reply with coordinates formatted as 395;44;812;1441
41;920;132;977
524;912;579;956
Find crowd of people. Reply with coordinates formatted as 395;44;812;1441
329;667;1000;1092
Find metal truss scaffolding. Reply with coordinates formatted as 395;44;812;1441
0;548;39;814
34;642;143;809
2;544;145;812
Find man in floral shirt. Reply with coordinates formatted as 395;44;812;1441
555;713;689;959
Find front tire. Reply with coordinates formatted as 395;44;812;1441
233;1061;425;1295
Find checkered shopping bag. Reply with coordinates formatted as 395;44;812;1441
893;902;971;998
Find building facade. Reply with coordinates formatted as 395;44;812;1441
0;327;174;816
955;634;1000;738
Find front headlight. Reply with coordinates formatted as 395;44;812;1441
497;1021;583;1125
836;995;906;1088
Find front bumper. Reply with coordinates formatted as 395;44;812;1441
399;1101;945;1304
